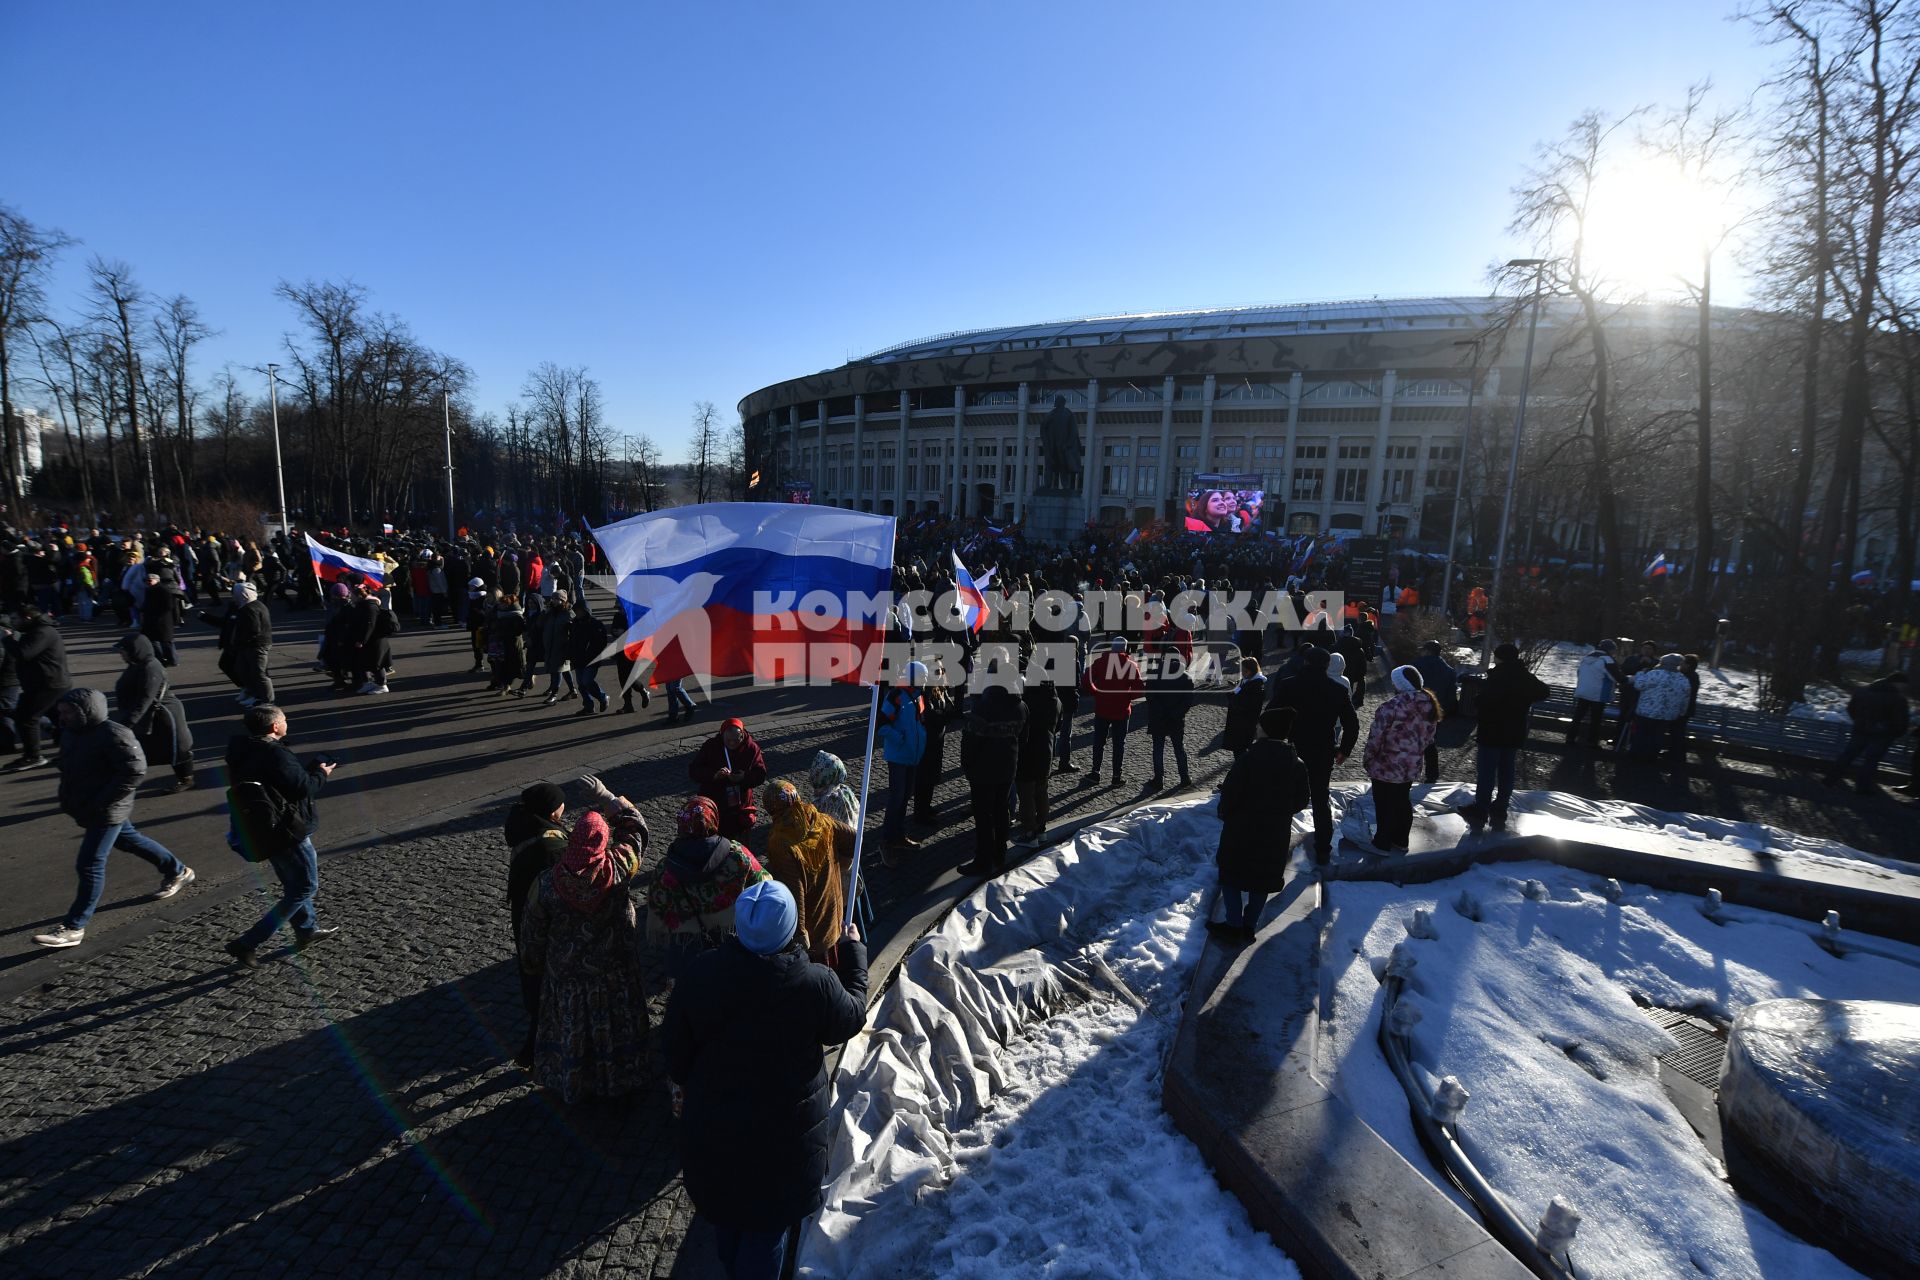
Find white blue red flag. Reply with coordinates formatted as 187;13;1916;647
952;550;991;632
1643;553;1670;580
305;533;385;587
590;503;895;685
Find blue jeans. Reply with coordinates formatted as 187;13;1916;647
1471;745;1518;828
882;760;916;839
577;666;608;709
66;820;186;929
236;838;320;949
666;679;697;717
1222;887;1268;929
712;1223;789;1280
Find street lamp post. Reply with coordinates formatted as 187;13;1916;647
1483;260;1547;668
1439;336;1482;620
443;391;456;542
263;363;291;544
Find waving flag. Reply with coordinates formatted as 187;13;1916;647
1643;553;1671;580
591;503;895;686
952;549;990;632
305;533;385;587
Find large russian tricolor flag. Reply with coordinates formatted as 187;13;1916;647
305;533;386;587
591;503;896;685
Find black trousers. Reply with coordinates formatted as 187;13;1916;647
1016;772;1049;830
1568;697;1607;746
968;774;1014;867
1300;752;1335;858
13;686;63;761
1371;780;1413;847
915;729;945;816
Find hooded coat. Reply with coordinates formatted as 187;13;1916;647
1363;689;1437;784
663;936;869;1233
113;634;193;769
14;614;70;693
56;689;147;828
762;800;846;961
504;804;568;946
1215;737;1310;893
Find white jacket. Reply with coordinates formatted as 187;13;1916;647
1631;667;1692;722
1574;650;1617;703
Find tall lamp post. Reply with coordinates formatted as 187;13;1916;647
1438;336;1482;619
1482;259;1547;668
262;363;291;544
443;390;456;542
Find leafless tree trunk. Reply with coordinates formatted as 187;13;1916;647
0;206;75;503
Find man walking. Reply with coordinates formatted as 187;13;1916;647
1081;636;1144;787
224;704;339;965
1462;644;1550;833
6;603;71;771
33;689;194;949
1267;646;1359;863
1823;671;1911;794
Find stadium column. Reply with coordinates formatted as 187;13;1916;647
1014;382;1030;523
1370;370;1397;535
1156;377;1175;522
792;405;803;479
1198;373;1218;486
1282;372;1302;526
1082;379;1100;525
897;390;910;516
951;387;966;516
1409;412;1432;540
815;400;827;497
851;396;865;510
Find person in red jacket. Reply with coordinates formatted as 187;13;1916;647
1080;637;1144;787
688;717;769;838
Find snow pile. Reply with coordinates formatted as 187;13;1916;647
1321;862;1920;1279
796;796;1296;1279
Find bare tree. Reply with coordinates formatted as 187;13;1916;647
87;257;160;520
688;401;721;504
0;205;75;502
151;294;215;524
630;432;665;511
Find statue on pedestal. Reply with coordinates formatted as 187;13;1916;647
1038;395;1083;493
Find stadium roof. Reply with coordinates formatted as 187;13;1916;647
860;296;1503;363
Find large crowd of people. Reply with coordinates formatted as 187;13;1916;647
7;508;1920;1279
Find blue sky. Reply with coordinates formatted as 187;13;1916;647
8;1;1780;453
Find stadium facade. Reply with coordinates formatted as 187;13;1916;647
739;297;1528;540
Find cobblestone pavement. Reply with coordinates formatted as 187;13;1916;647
2;664;1912;1280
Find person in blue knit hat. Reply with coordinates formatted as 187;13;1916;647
662;880;869;1279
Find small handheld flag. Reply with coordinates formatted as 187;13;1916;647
952;550;990;632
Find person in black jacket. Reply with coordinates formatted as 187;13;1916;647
203;580;275;706
1014;671;1058;842
663;880;867;1280
1822;671;1911;792
1335;625;1371;709
1266;646;1359;863
113;633;194;794
958;681;1026;877
33;689;194;949
566;601;611;715
912;668;958;827
1221;657;1267;760
1210;705;1311;942
1144;640;1195;790
223;704;339;966
6;604;70;770
504;780;568;1067
140;568;183;666
1461;643;1551;833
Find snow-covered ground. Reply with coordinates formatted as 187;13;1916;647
1321;862;1920;1278
799;797;1295;1279
1453;641;1865;723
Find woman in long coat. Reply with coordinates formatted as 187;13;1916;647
518;801;650;1104
1211;705;1309;941
759;780;847;963
1362;666;1438;852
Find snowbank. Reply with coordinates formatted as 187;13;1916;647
1321;862;1920;1279
797;796;1296;1279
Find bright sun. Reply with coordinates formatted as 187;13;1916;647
1580;156;1724;296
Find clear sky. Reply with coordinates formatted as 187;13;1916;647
7;1;1782;453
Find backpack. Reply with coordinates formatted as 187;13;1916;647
374;605;400;638
226;780;301;862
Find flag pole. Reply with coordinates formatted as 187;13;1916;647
845;680;881;930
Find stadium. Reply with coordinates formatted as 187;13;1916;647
739;297;1531;540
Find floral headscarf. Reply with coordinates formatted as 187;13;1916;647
677;796;719;838
808;751;847;793
762;779;801;817
552;810;616;913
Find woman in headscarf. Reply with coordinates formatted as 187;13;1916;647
1362;665;1438;853
759;780;848;964
688;717;768;837
645;795;770;978
517;792;651;1104
112;633;194;794
807;751;862;831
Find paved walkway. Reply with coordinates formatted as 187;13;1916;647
3;642;1914;1279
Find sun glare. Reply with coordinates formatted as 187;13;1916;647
1580;156;1723;297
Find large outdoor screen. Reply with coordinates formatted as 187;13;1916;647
1183;473;1264;535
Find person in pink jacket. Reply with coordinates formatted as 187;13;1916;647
1363;665;1438;852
